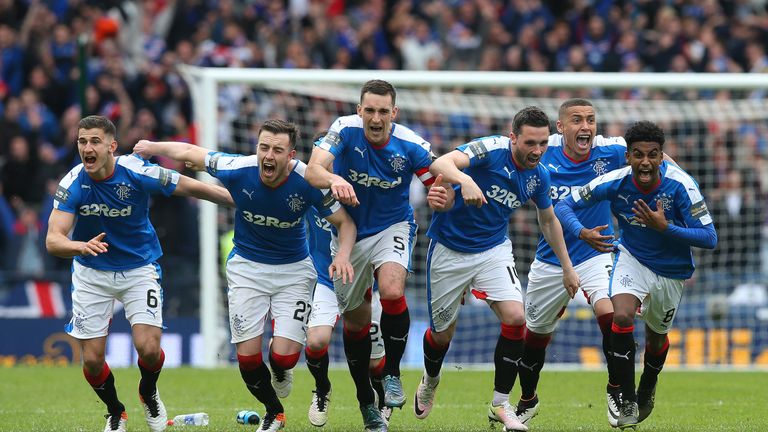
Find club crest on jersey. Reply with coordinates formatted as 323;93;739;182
115;183;132;200
655;192;673;211
286;193;306;212
389;153;407;173
525;175;541;195
592;159;609;176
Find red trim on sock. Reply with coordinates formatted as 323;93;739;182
611;323;635;334
270;351;300;370
304;345;329;359
237;353;263;371
381;296;407;315
370;356;386;377
646;336;670;356
597;313;614;335
425;328;448;349
501;323;525;340
523;326;551;349
138;349;165;372
84;363;111;387
343;323;371;341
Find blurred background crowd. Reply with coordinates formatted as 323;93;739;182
0;0;766;316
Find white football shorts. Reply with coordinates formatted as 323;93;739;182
610;245;685;334
308;283;385;359
427;239;523;332
67;260;163;339
226;254;316;344
331;221;415;313
525;253;613;334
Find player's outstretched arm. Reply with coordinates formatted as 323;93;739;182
427;173;455;211
538;206;580;298
306;146;359;206
46;209;108;258
133;140;208;171
430;150;486;207
173;175;234;207
325;208;356;284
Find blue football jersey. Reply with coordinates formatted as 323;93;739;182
205;152;340;265
427;136;553;253
566;161;714;279
306;206;333;288
53;154;179;271
536;134;626;266
318;115;434;240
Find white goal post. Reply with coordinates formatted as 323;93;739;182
180;66;768;368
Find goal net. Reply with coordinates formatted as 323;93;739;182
181;67;768;369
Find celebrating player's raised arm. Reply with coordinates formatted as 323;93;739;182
536;206;580;298
46;210;108;258
173;175;234;207
133;140;208;171
430;150;487;207
306;146;360;207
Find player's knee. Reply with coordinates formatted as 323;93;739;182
306;337;330;353
135;342;162;363
82;357;105;375
612;312;635;328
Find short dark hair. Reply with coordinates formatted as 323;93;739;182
360;79;396;105
78;115;117;139
558;98;593;120
624;120;665;150
259;119;300;149
512;106;550;135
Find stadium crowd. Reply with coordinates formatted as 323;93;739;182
0;0;766;314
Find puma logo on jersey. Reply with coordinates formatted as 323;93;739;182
502;357;520;366
618;194;630;204
242;189;255;199
503;166;514;179
547;163;561;172
354;146;367;158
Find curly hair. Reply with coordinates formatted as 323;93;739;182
624;120;665;150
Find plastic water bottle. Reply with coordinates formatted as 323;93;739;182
236;410;261;425
167;413;209;426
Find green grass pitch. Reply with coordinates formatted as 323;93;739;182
1;367;765;431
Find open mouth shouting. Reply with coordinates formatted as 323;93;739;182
83;155;98;169
575;133;591;153
636;166;654;185
262;160;276;178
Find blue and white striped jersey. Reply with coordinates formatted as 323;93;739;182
53;154;179;271
562;161;714;279
205;152;340;265
318;114;434;240
535;134;626;266
306;206;333;288
427;136;553;253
